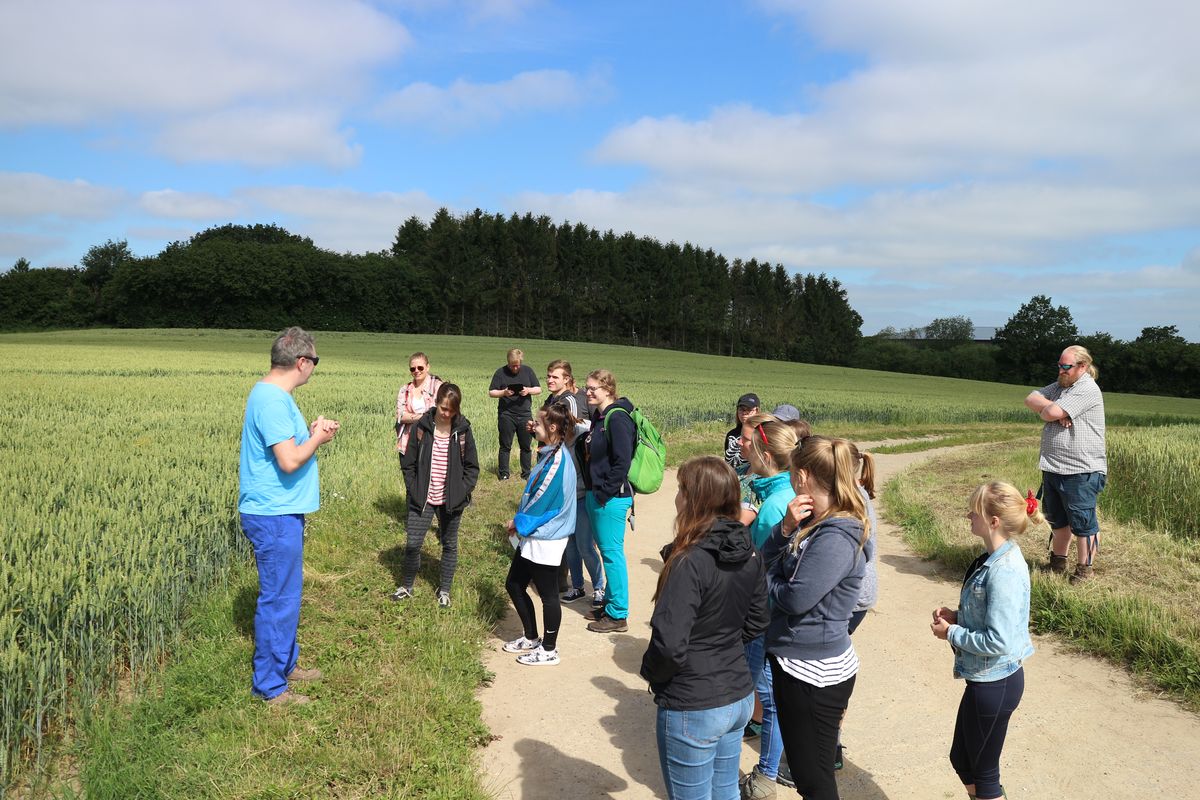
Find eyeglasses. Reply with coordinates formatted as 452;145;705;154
584;385;600;393
410;365;426;373
1057;362;1079;371
300;354;319;366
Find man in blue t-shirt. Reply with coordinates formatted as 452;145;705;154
239;327;340;705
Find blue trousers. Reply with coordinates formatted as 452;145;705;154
657;694;754;800
241;513;304;700
744;635;784;778
587;492;632;620
565;495;605;592
950;668;1025;799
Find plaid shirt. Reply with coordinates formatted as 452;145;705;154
1037;373;1106;475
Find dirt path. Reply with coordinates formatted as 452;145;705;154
477;446;1200;799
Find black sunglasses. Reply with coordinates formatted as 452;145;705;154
410;365;426;373
300;354;320;366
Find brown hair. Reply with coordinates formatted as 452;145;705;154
435;383;462;416
409;351;429;365
788;436;872;552
547;359;577;390
742;412;801;475
653;457;741;601
540;402;578;446
587;368;617;398
969;481;1046;536
846;441;877;499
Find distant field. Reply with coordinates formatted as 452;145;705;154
3;328;1200;794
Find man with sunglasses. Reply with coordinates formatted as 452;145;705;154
1024;345;1107;583
238;327;340;705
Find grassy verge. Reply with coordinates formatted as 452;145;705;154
884;438;1200;709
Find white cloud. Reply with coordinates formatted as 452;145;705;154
155;108;362;168
375;69;605;130
139;190;241;220
0;232;66;264
0;172;125;219
0;0;408;126
238;186;443;253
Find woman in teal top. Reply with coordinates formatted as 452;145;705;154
737;412;804;797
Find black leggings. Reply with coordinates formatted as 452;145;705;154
949;668;1025;799
401;504;462;593
505;551;562;650
771;656;856;800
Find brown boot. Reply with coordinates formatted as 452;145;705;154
1069;564;1094;584
1042;553;1068;574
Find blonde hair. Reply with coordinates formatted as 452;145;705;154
506;348;524;362
847;441;877;499
969;481;1046;536
409;351;428;365
654;457;741;601
1064;344;1099;381
587;368;617;397
743;412;801;474
788;436;872;552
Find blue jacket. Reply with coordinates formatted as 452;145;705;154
583;398;636;506
750;472;795;550
514;444;577;541
948;539;1034;682
762;515;865;661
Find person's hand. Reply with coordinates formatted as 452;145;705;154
933;606;957;625
931;617;951;640
519;387;530;397
525;419;536;433
782;494;814;535
1057;417;1073;428
504;519;516;534
310;416;338;444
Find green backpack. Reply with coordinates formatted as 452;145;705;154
603;406;667;494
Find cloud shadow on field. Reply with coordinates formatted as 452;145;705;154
592;673;666;798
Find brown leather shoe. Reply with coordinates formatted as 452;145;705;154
587;615;628;633
1069;564;1094;584
266;690;310;706
1042;554;1069;574
287;666;323;682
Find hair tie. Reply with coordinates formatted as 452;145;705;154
1025;489;1038;516
757;423;768;445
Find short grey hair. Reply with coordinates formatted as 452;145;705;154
271;326;315;368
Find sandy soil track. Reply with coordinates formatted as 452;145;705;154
478;446;1200;799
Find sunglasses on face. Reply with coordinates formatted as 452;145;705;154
300;354;319;366
1057;362;1079;371
410;365;426;373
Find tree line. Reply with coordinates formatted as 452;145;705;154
1;214;1196;397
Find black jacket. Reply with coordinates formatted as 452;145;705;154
583;398;636;505
640;517;769;710
401;410;480;514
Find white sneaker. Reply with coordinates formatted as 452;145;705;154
502;636;541;653
437;590;451;608
516;646;560;666
390;586;414;602
592;589;605;608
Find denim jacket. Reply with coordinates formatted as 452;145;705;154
948;539;1034;682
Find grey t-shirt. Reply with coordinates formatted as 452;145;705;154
1037;373;1107;475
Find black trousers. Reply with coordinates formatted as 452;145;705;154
771;656;856;800
401;504;462;594
949;668;1024;799
497;412;533;478
505;551;562;651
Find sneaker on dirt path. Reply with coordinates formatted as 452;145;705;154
437;590;452;608
561;587;586;603
502;636;541;653
516;646;560;666
739;766;777;799
266;690;310;707
587;615;628;633
390;586;414;602
592;589;605;608
834;743;845;770
286;666;323;682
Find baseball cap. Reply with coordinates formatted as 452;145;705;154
771;404;800;422
737;393;760;410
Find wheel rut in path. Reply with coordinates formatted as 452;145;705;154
477;444;1200;799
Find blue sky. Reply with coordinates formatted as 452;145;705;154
3;0;1198;340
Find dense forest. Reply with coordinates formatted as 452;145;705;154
1;212;1197;397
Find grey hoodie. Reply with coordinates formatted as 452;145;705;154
761;515;865;661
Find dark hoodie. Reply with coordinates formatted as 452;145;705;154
760;515;865;661
640;518;769;710
400;409;480;514
583;397;636;505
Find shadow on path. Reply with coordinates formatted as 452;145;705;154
593;674;666;798
492;738;629;799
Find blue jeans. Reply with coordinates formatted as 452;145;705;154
587;493;631;619
657;694;754;800
744;635;784;779
565;495;605;592
240;513;304;700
